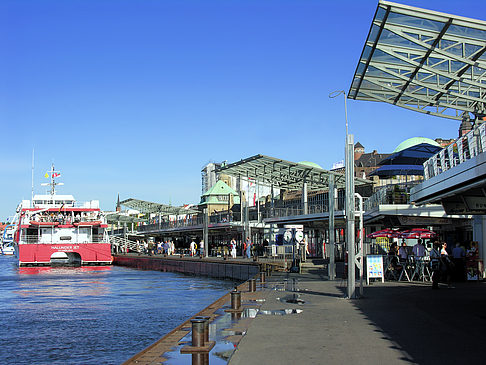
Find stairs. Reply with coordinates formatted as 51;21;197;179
109;235;142;253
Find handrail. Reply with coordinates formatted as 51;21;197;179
423;123;485;180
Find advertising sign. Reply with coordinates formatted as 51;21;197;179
366;255;384;284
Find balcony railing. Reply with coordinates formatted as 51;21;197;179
364;181;420;210
424;123;486;180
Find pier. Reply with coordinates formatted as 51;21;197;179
122;265;486;365
113;253;283;281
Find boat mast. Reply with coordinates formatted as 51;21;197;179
41;164;63;197
31;148;34;203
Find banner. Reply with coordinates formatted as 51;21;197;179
480;123;486;153
439;149;446;172
423;161;429;179
447;143;456;168
432;155;439;176
457;138;464;163
467;130;478;158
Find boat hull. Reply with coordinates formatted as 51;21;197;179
17;243;112;266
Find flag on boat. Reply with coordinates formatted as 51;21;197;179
53;172;61;178
44;173;49;178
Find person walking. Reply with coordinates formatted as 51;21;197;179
452;243;465;281
190;240;196;256
441;242;454;288
430;242;441;289
245;237;252;259
230;238;237;259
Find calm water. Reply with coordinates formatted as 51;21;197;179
0;256;235;364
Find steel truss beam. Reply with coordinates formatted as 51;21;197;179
349;0;486;120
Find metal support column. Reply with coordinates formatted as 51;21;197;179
329;174;335;280
203;208;209;258
257;179;260;223
355;193;364;297
302;179;308;215
346;133;356;299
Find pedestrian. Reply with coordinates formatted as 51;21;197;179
452;243;465;281
245;237;252;259
230;238;237;259
430;242;441;289
440;242;454;288
190;240;196;256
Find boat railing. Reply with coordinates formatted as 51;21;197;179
24;215;104;224
32;201;100;209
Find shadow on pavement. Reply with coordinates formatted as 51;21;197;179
349;281;486;364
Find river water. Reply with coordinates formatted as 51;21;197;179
0;256;235;364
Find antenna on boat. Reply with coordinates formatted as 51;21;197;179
40;163;64;196
31;148;34;203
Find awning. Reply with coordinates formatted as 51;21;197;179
379;143;443;165
104;212;148;224
120;198;199;216
349;0;486;120
369;164;424;177
217;154;371;191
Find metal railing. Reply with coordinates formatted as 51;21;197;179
364;181;420;210
424;122;486;180
139;216;205;232
109;236;142;253
19;234;106;244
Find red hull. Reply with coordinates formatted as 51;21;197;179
17;243;112;266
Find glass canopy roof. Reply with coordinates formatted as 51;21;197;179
349;0;486;120
217;154;370;191
120;198;198;215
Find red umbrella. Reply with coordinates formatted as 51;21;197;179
399;228;436;239
366;228;401;239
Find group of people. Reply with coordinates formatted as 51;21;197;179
138;239;176;256
387;239;479;289
30;211;99;225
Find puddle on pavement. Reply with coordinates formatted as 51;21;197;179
259;309;303;315
277;293;306;304
163;306;260;364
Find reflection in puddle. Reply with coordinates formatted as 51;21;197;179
277;294;305;304
164;304;262;364
259;309;303;315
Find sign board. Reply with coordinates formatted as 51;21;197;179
283;225;304;243
366;255;384;284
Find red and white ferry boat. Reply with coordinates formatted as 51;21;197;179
14;165;112;267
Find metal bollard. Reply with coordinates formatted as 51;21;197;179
260;271;266;284
194;316;210;343
231;290;241;310
192;353;209;365
190;318;206;348
248;279;256;292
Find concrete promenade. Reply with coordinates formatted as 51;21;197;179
229;270;486;365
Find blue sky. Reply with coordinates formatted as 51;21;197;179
1;0;484;220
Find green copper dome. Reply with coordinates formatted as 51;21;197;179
298;161;323;169
393;137;440;153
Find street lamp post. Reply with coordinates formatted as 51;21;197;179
330;90;356;299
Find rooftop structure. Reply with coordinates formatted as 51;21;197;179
217;154;371;191
349;0;486;121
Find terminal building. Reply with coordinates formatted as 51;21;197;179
108;1;485;277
